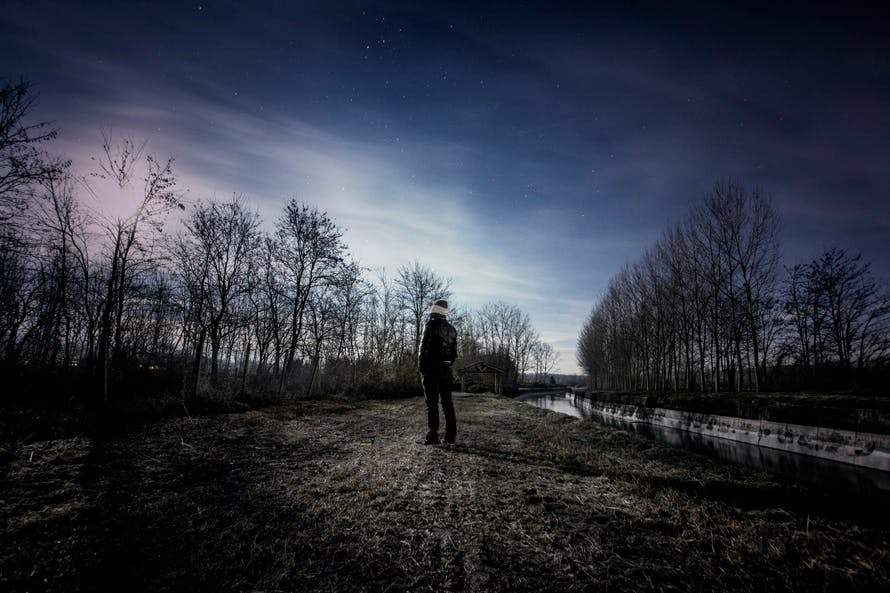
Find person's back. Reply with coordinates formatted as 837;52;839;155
419;315;457;371
418;300;458;445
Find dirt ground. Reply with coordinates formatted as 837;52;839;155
1;393;888;592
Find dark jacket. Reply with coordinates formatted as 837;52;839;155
419;314;457;371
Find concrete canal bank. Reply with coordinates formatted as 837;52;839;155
566;393;890;471
571;394;890;472
516;390;890;499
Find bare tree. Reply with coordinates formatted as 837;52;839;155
579;179;781;393
454;307;481;364
172;197;260;393
91;133;182;401
474;301;538;385
275;201;347;396
0;79;60;225
577;307;607;389
0;229;37;366
713;181;779;390
364;270;403;366
29;160;82;367
302;260;363;397
250;236;287;385
395;260;451;357
531;341;559;383
812;249;888;386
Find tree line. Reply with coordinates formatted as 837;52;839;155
0;79;559;405
577;179;890;393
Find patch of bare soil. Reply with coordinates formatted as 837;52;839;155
1;394;888;592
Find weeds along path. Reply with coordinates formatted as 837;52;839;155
1;393;888;592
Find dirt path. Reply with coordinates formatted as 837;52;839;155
2;393;888;592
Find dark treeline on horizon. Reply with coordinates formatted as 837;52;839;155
577;180;890;394
0;79;560;411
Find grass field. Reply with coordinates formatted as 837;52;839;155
2;393;888;592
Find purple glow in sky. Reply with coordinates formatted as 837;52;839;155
3;1;889;373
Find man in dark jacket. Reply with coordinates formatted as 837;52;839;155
418;299;458;445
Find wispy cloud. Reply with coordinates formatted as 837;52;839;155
8;2;888;373
42;53;588;368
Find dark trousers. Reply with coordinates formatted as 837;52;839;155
421;362;456;442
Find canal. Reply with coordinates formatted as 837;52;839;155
516;390;890;502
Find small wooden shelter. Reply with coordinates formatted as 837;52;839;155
458;361;505;395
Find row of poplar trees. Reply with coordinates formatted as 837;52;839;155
0;79;559;403
577;180;890;393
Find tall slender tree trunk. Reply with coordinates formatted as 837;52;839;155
210;328;220;389
99;236;122;402
190;327;206;400
240;341;251;397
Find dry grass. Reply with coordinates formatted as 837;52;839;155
1;394;888;592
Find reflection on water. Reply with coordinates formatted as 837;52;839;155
517;392;591;419
516;392;592;420
516;391;890;501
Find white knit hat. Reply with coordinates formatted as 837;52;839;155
430;299;448;316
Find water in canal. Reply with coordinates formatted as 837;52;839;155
516;390;890;502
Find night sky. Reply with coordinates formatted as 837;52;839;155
3;1;889;373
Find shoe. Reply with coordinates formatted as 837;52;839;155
416;437;440;445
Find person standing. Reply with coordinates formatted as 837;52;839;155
418;299;458;445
